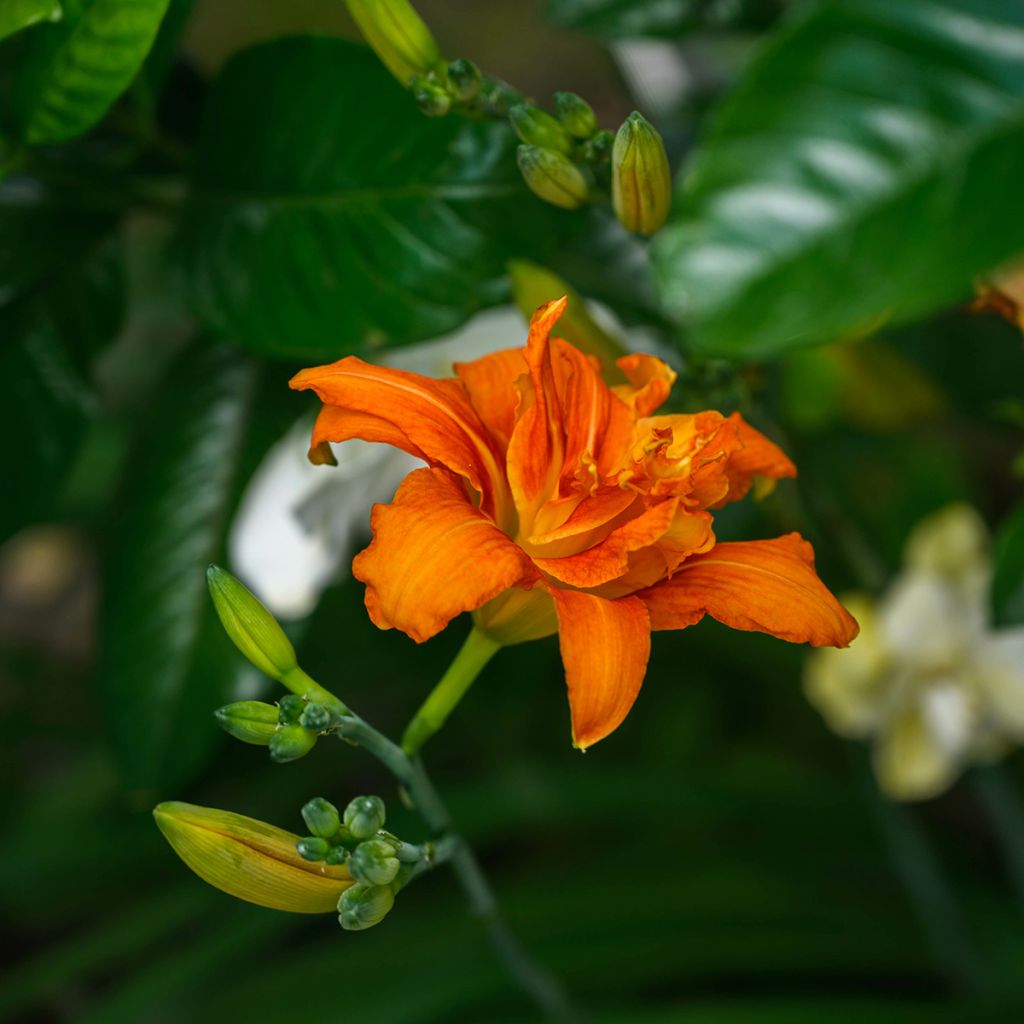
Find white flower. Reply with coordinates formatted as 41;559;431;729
805;504;1024;800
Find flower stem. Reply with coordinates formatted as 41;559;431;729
401;627;501;755
972;764;1024;912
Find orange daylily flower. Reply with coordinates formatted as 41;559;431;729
291;298;858;749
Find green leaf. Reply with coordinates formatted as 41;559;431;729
16;0;171;144
546;0;781;38
0;0;61;43
993;503;1024;627
653;0;1024;360
99;343;263;795
180;36;569;360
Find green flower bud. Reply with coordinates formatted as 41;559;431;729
554;91;597;139
278;694;305;725
207;566;297;681
345;0;442;85
299;702;332;732
582;128;614;164
509;104;573;155
302;797;341;839
447;58;482;101
214;701;279;746
338;883;395;931
325;845;350;866
343;795;386;840
410;76;451;117
516;145;589;210
269;725;316;764
297;836;330;861
349;839;401;886
612;111;672;235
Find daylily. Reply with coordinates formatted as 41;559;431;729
291;298;858;749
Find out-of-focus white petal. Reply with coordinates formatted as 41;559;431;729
904;504;989;588
974;629;1024;736
228;307;525;619
874;695;961;801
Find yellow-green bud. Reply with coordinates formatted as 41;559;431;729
154;802;352;913
207;565;296;681
297;836;330;861
343;795;386;840
214;701;279;745
611;111;672;235
509;104;573;155
269;724;316;764
345;0;442;85
302;797;341;838
516;146;589;210
338;883;395;931
410;76;451;117
447;58;482;101
299;702;332;731
554;91;597;139
349;839;401;886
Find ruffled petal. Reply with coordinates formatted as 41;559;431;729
718;413;796;505
614;353;676;417
352;468;537;643
638;534;859;647
291;357;507;519
551;588;651;749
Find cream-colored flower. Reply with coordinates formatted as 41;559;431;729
805;504;1024;800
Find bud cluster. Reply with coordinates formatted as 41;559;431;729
215;693;342;764
294;795;418;931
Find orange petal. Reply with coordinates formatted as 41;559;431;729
506;298;568;520
352;468;537;643
454;347;527;449
614;353;677;416
534;499;680;588
638;534;859;647
291;357;506;518
528;485;638;551
551;588;651;749
310;405;419;460
719;413;796;505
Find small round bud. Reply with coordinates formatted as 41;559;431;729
343;795;386;840
447;58;482;101
516;145;589;210
554;91;597;139
302;797;341;838
299;702;332;732
612;111;672;235
410;76;451;117
214;701;279;745
338;883;395;931
269;724;316;764
582;128;614;164
349;839;401;886
277;694;305;725
296;836;329;861
509;104;573;155
325;845;350;866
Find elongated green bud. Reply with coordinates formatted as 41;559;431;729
297;836;330;861
612;111;672;235
343;795;386;840
302;797;341;839
338;883;395;931
207;566;296;681
554;91;597;139
516;146;589;209
509;104;573;155
447;58;482;101
214;701;279;745
349;839;401;886
269;724;316;764
410;75;451;117
345;0;442;85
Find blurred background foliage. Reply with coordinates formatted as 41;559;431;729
2;0;1024;1021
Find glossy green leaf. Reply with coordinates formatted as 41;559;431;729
546;0;781;38
993;503;1024;627
653;0;1024;360
0;0;61;43
16;0;171;144
180;36;568;360
99;343;262;794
